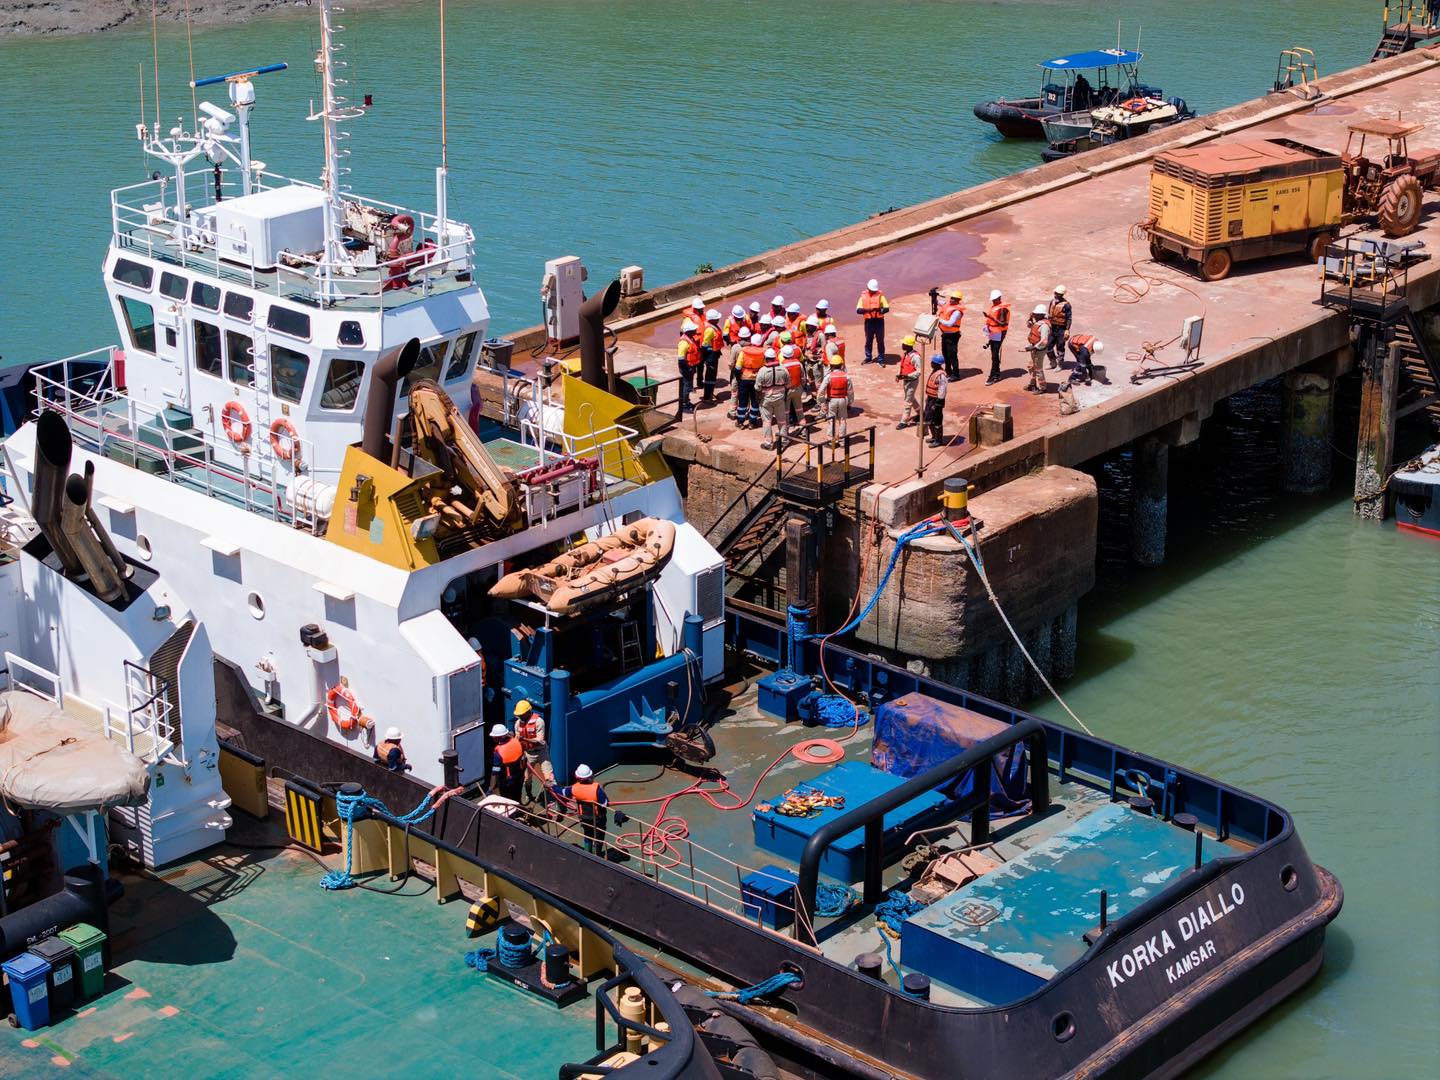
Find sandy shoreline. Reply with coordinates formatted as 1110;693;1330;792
0;0;406;39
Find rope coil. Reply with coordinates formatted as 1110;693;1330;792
319;787;444;891
705;970;802;1004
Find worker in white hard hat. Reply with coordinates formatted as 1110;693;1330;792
489;723;525;801
1067;333;1103;386
374;726;411;773
781;344;805;425
784;302;803;338
552;764;612;856
769;294;787;320
701;309;725;404
755;348;789;450
983;289;1012;386
513;700;553;803
1024;305;1052;394
812;298;834;331
677;319;702;414
938;289;966;379
855;278;889;365
746;300;763;333
724;305;747;347
1047;285;1072;369
727;326;752;419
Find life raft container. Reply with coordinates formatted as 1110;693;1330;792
489;517;677;614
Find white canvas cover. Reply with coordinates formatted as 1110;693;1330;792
0;690;150;812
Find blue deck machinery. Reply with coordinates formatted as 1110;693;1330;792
500;582;707;783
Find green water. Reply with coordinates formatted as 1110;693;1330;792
1;2;1435;1077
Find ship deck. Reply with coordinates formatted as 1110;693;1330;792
581;665;1233;1008
0;817;595;1078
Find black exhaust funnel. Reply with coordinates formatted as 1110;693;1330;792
362;337;420;461
578;279;621;391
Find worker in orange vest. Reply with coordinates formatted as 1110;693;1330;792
514;699;553;803
701;309;725;404
812;299;835;331
488;724;526;802
923;355;948;447
937;289;966;379
726;326;750;420
822;355;855;446
684;297;706;334
1047;285;1072;369
553;764;612;855
374;726;411;773
784;302;803;337
723;305;747;346
745;301;763;337
896;335;921;428
855;278;890;365
781;345;805;425
983;289;1012;385
769;294;787;321
756;349;789;450
1067;334;1104;386
677;320;702;413
736;332;765;429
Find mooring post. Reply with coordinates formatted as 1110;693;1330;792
1354;340;1400;520
1130;435;1169;566
1281;369;1335;493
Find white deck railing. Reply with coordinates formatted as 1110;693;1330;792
110;170;476;309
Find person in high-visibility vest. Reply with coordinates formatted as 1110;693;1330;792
737;333;765;429
769;294;787;321
727;327;751;420
781;345;805;426
745;301;763;337
488;724;526;802
812;298;835;332
374;726;411;773
1024;305;1052;394
785;302;803;337
937;289;966;379
700;309;724;404
896;335;921;428
983;289;1012;386
723;305;747;347
822;355;855;446
677;320;702;413
855;278;890;364
513;699;553;803
1047;285;1072;369
755;349;789;450
1067;334;1104;386
552;764;611;856
924;355;948;447
802;315;824;404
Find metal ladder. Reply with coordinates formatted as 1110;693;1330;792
619;620;644;672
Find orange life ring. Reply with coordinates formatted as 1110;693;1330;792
326;682;370;732
221;400;252;444
1122;97;1150;113
269;417;301;463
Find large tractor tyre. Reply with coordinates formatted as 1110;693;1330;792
1308;231;1334;262
1378;174;1424;237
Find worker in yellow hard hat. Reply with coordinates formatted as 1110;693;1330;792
513;700;553;803
896;335;921;428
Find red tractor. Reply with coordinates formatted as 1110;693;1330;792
1342;118;1440;237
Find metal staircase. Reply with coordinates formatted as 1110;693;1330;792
1373;26;1414;60
1392;310;1440;432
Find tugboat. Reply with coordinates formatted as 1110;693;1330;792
974;48;1151;138
1040;94;1196;162
0;3;1342;1077
1392;444;1440;536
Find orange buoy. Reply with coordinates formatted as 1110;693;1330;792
269;417;301;463
221;400;252;444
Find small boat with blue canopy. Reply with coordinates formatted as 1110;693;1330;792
974;47;1151;138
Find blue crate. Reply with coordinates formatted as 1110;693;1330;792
741;865;799;929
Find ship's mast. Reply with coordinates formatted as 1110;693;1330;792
310;0;362;279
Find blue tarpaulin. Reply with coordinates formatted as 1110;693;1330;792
1040;49;1142;70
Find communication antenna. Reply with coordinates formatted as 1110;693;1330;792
309;0;364;272
192;63;288;197
436;0;450;250
151;0;162;130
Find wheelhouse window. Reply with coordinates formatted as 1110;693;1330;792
267;305;312;341
320;357;365;411
112;258;153;290
118;297;156;353
446;332;477;381
160;272;188;300
226;331;254;386
193;320;223;377
223;292;254;322
271;344;311;403
338;320;365;347
404;338;449;388
191;281;221;311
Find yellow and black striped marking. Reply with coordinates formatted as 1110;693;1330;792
284;779;326;852
466;896;501;937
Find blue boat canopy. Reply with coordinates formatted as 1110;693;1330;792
1040;49;1142;70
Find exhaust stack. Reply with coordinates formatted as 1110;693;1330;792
362;338;420;462
578;279;621;391
30;411;131;602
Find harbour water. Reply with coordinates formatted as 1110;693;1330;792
1;2;1435;1077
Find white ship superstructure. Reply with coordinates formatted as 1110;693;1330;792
0;4;722;868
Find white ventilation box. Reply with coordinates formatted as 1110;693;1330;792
620;265;646;296
542;256;587;342
210;185;330;270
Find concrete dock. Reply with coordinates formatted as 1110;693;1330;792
510;47;1440;697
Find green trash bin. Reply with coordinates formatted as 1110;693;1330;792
624;375;660;406
58;923;107;1001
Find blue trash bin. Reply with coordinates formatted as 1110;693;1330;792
2;952;53;1030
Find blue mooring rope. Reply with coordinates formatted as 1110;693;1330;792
815;883;860;918
873;893;930;979
803;519;945;641
464;930;535;971
705;971;802;1004
814;693;868;729
319;787;442;891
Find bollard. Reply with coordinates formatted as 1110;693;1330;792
901;972;931;1000
856;952;884;981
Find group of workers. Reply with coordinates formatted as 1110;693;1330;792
676;279;1104;449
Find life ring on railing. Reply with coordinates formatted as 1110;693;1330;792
1121;97;1151;113
326;681;370;733
269;417;301;464
221;400;252;444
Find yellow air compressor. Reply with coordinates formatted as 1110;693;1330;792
1143;139;1345;281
